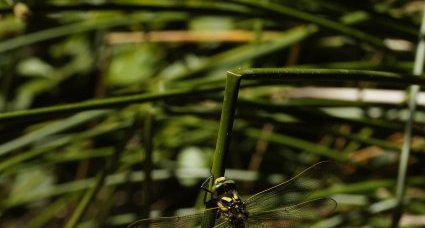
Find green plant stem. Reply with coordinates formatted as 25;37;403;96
230;68;425;84
2;69;425;124
0;2;250;52
312;0;418;38
5;163;425;210
245;128;347;161
142;110;154;219
65;170;107;228
0;14;144;53
29;195;77;228
228;0;386;48
172;25;318;80
201;73;242;228
0;121;130;173
0;110;108;157
64;116;140;228
211;72;242;184
168;107;420;154
0;85;223;122
236;99;425;134
391;5;425;228
0;2;250;16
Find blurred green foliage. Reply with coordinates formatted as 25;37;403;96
0;0;425;227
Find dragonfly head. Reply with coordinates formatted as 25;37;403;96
213;177;237;196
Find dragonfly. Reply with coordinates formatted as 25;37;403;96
127;161;337;228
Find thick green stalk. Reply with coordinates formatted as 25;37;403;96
211;73;242;179
201;73;241;228
391;5;425;227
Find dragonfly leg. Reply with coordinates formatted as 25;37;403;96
200;175;213;193
201;174;218;207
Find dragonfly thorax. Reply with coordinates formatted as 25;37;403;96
214;177;249;228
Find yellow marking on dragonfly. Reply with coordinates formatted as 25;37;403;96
218;202;228;211
215;177;226;184
222;196;232;202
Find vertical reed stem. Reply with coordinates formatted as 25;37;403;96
201;72;241;228
391;5;425;227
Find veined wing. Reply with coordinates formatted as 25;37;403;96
127;208;225;228
245;161;334;213
213;220;233;228
246;198;337;227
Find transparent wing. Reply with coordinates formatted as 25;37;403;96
213;219;233;228
127;208;225;228
246;198;337;227
245;161;334;213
